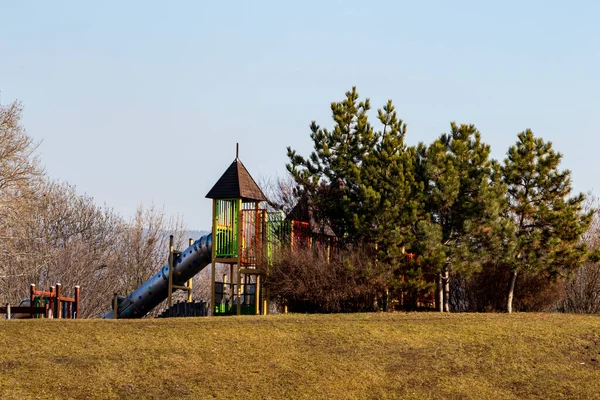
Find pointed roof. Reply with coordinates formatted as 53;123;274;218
205;158;267;202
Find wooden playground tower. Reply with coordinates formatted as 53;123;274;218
205;145;272;316
156;144;332;318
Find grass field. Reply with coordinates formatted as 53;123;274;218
0;313;599;400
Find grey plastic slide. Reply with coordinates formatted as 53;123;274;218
102;233;212;319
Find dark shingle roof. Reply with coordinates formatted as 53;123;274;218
205;158;267;202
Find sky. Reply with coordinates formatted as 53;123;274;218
1;1;599;230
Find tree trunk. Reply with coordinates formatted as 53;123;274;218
507;270;518;314
383;289;389;312
443;267;450;313
437;273;443;312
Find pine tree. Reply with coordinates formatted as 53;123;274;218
360;102;419;253
286;87;376;243
416;123;505;312
502;130;593;313
286;89;423;309
359;101;423;304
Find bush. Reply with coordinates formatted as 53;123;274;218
265;247;387;313
558;262;600;314
450;265;563;312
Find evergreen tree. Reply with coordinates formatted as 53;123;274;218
286;87;376;243
360;101;423;304
415;123;505;312
502;130;593;313
286;89;422;308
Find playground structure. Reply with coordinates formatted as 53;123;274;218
1;283;80;319
102;145;435;319
103;146;332;319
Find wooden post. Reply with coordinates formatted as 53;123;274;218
242;274;248;306
211;200;217;316
229;264;234;312
187;238;193;303
261;209;267;266
263;287;268;315
291;222;295;250
255;204;260;265
112;293;118;319
49;286;55;319
237;198;243;316
167;235;174;308
222;273;228;313
74;286;81;319
55;283;62;319
255;275;260;315
263;212;269;316
6;304;10;320
30;284;36;319
436;273;442;312
236;266;242;316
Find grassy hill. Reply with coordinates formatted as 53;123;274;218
1;313;599;399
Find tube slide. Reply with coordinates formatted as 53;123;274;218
102;233;212;319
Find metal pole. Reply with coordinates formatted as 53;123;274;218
6;304;10;320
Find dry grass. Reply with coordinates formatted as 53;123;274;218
1;313;599;399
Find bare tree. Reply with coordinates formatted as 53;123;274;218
0;101;42;232
0;100;45;307
118;204;188;317
0;178;127;316
1;180;193;317
0;98;200;317
559;193;600;313
258;174;298;214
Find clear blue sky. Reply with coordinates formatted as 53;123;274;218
1;1;598;230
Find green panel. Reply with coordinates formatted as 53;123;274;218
214;305;255;316
214;303;231;315
214;199;239;258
